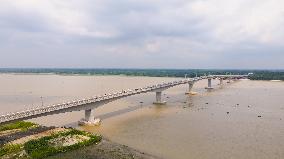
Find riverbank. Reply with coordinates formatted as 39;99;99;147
0;68;283;80
0;121;158;159
48;138;160;159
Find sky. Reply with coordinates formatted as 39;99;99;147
0;0;284;69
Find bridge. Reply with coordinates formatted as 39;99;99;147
0;75;248;125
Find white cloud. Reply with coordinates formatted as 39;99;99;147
190;0;284;45
0;0;119;38
0;0;283;68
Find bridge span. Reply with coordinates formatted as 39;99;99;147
0;75;248;125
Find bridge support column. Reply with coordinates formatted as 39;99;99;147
153;91;166;105
205;78;213;89
79;109;101;126
227;78;231;83
185;82;194;94
85;109;93;121
219;78;224;85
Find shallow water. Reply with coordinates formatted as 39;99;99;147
0;74;284;159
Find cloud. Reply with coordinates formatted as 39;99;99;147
189;0;284;45
0;0;283;69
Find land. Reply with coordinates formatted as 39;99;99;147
0;121;158;159
48;138;159;159
0;68;283;80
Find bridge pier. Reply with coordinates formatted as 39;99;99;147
78;109;101;126
205;78;213;89
153;91;166;105
185;81;194;94
227;78;231;83
85;109;93;121
219;78;224;85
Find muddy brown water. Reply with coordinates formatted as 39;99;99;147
0;74;284;159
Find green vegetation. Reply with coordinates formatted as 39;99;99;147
0;68;283;80
0;128;101;159
24;129;102;159
0;121;37;132
0;144;22;157
248;71;284;80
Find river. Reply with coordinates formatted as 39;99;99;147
0;74;283;159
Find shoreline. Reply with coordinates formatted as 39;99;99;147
0;72;180;79
47;138;161;159
0;72;283;81
0;122;159;159
0;68;283;80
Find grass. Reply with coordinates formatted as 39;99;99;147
0;121;37;132
0;144;23;157
0;121;101;159
24;129;102;159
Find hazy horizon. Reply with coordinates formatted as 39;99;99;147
0;67;283;70
1;67;284;71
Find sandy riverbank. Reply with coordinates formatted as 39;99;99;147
0;123;159;159
48;138;160;159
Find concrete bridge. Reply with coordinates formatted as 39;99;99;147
0;75;248;125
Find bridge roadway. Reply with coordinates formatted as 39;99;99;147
0;75;248;125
